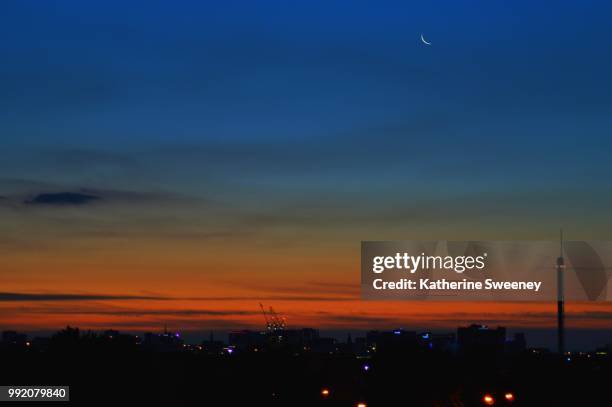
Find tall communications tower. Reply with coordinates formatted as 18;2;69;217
557;229;565;356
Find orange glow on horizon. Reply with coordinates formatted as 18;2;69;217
1;296;610;333
1;236;611;334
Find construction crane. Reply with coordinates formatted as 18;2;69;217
259;303;270;329
259;302;286;332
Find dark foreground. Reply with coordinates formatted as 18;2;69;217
1;343;610;407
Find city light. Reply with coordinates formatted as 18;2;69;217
356;402;367;407
482;394;495;405
363;364;370;372
504;392;515;402
321;388;330;397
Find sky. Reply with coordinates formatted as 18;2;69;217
1;1;611;347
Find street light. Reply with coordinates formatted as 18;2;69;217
482;394;495;405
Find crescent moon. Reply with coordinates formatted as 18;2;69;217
420;34;431;46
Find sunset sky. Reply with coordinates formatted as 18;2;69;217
1;1;611;347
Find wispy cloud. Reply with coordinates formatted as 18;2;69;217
0;292;167;301
185;295;356;302
0;292;353;303
24;192;100;205
17;308;258;317
18;187;192;207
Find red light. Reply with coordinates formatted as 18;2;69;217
504;392;515;402
482;394;495;405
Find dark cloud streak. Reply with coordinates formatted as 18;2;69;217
24;192;100;206
0;292;353;303
0;292;167;301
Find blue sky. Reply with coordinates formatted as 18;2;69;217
1;0;612;237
